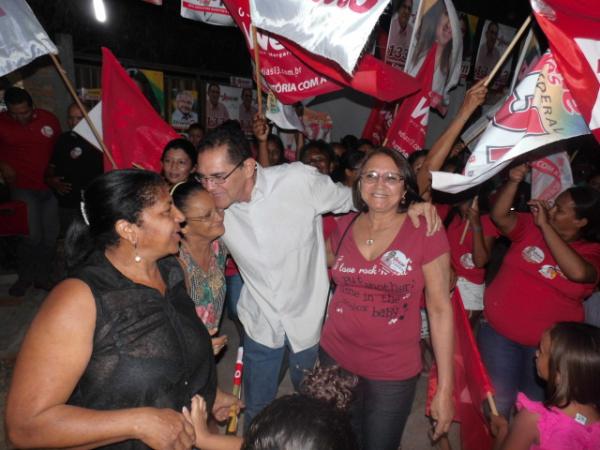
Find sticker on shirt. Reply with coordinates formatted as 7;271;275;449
380;250;412;276
522;246;545;264
41;125;54;138
460;253;475;269
70;146;83;159
539;264;565;280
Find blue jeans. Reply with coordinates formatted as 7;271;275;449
243;334;318;430
225;274;244;342
319;348;418;450
478;321;545;418
11;189;59;283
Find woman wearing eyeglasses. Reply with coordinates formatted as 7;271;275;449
319;147;454;450
171;181;228;355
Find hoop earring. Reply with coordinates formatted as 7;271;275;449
134;241;142;263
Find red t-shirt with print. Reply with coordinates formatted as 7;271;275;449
321;213;450;380
485;213;600;347
447;214;499;284
0;109;61;190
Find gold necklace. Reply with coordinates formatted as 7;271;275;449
364;215;398;246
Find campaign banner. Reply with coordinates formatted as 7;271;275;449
0;0;58;78
385;0;419;71
404;0;462;112
266;92;304;132
251;0;390;75
362;102;395;146
205;83;258;136
181;0;235;26
531;151;573;201
170;89;198;131
474;20;516;89
432;52;590;194
532;0;600;143
223;0;343;104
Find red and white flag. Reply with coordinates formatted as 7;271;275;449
384;43;437;156
181;0;235;26
432;52;590;194
101;48;179;172
0;0;58;78
531;151;573;202
532;0;600;143
250;0;390;74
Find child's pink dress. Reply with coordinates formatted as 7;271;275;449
516;393;600;449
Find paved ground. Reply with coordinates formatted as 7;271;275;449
0;272;459;450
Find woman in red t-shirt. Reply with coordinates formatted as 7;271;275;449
480;163;600;421
320;148;454;450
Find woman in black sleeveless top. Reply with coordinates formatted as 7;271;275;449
6;170;240;449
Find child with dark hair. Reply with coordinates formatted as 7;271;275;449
183;365;358;450
499;322;600;449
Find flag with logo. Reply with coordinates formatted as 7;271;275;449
250;0;390;75
531;151;573;201
361;102;395;146
181;0;235;26
432;52;590;194
0;0;58;78
384;43;437;155
265;92;304;131
532;0;600;143
101;48;179;172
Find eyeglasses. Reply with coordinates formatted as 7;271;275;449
195;160;244;186
360;171;404;185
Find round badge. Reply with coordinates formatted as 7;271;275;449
41;125;54;138
522;246;545;264
70;147;83;159
460;253;475;269
381;250;412;276
539;264;558;280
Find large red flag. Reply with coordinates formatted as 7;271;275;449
427;288;494;450
384;44;437;156
532;0;600;143
101;47;179;171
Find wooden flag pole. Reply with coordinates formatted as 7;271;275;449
459;196;479;245
49;53;117;169
487;392;500;416
252;26;263;115
483;16;532;88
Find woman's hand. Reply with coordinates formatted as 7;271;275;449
466;196;481;228
407;202;442;236
211;335;228;355
212;389;243;422
508;163;529;184
429;390;454;441
182;395;210;448
252;114;269;142
527;199;551;228
458;78;488;118
136;408;196;450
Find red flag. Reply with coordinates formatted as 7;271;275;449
532;0;600;143
384;44;437;156
101;48;179;171
361;101;393;146
427;288;494;450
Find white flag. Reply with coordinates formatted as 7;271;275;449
73;102;103;150
265;93;304;132
432;52;589;194
250;0;390;74
0;0;58;78
531;151;573;202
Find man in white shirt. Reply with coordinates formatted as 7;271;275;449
195;127;439;426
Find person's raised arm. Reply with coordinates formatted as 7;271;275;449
6;279;195;450
417;79;488;199
466;198;495;268
253;114;270;167
528;198;598;283
423;252;454;441
491;164;528;235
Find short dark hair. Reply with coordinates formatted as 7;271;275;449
170;180;205;216
198;126;251;166
299;140;335;164
407;149;429;168
4;87;33;107
65;169;166;268
566;186;600;243
352;147;422;213
162;138;197;165
545;322;600;410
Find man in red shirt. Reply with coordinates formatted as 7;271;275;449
0;87;61;296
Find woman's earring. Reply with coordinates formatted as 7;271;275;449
134;241;142;263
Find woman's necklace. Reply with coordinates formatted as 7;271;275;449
364;215;399;246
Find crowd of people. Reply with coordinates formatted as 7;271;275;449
2;80;600;450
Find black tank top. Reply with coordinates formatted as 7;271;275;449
68;252;217;449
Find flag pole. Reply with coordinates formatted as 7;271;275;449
483;16;532;88
251;26;263;115
459;196;478;245
49;53;118;169
486;392;500;416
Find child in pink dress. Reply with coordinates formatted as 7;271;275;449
500;322;600;449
